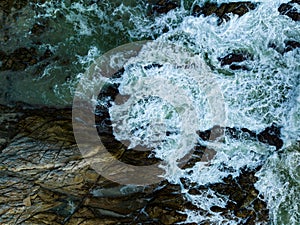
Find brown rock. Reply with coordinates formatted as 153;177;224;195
0;0;14;14
148;0;179;15
30;22;47;36
279;1;300;21
192;2;257;24
13;0;28;10
0;47;39;71
0;104;270;224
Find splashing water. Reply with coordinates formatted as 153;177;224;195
97;1;299;223
2;0;299;224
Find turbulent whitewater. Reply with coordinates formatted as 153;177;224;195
6;0;299;224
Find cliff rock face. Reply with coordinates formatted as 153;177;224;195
0;105;269;224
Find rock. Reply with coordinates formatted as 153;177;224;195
268;39;300;55
181;168;269;224
284;40;300;53
0;0;30;14
13;0;28;10
218;52;252;70
0;104;270;224
197;124;283;150
148;0;179;15
278;1;300;21
0;105;23;151
0;0;14;14
30;22;47;36
0;47;39;71
0;50;7;61
192;2;257;24
257;124;283;150
0;47;54;71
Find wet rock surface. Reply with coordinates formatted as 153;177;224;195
0;0;54;72
218;52;253;70
148;0;179;15
198;124;284;150
0;104;270;224
192;2;257;24
0;1;282;224
182;168;269;224
0;0;28;14
278;0;300;22
0;47;39;71
284;40;300;52
269;39;300;54
209;169;269;224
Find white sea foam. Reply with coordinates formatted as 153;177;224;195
115;1;299;224
31;0;300;223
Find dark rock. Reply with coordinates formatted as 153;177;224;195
0;50;7;63
0;0;14;14
197;128;211;141
0;47;54;71
30;22;47;36
269;39;300;54
192;2;257;24
257;124;283;150
144;63;163;70
13;0;28;10
278;1;300;21
39;48;53;61
226;127;257;140
0;47;39;71
284;40;300;52
0;0;31;14
0;105;23;151
181;168;269;224
218;52;252;70
197;124;283;150
148;0;179;15
0;104;270;224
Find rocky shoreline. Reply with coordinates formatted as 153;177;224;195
1;0;299;224
0;104;269;224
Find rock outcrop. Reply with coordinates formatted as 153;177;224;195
0;104;270;224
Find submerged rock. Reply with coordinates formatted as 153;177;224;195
30;22;47;36
181;168;269;224
0;47;53;71
0;47;37;71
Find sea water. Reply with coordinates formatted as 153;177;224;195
1;0;299;224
